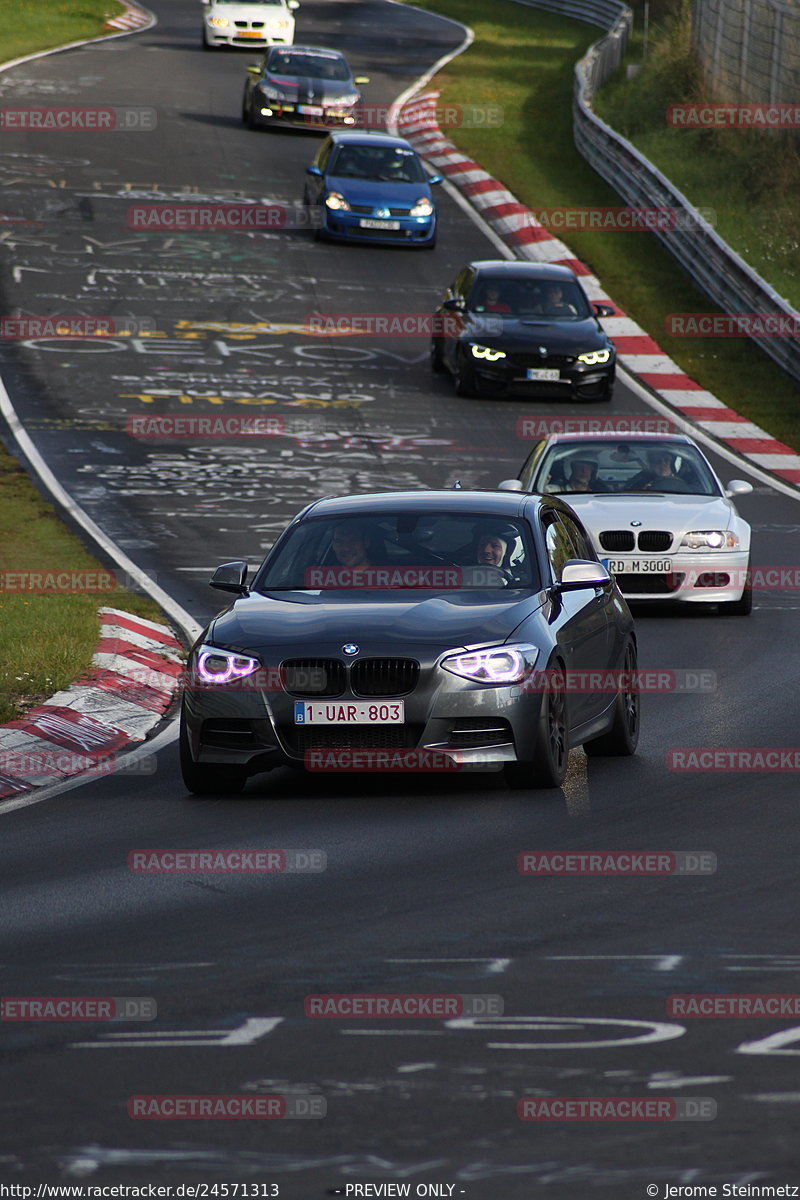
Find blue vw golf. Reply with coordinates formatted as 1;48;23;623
303;131;442;247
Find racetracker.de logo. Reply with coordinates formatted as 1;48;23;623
517;1097;716;1121
0;751;157;779
517;851;717;875
0;107;156;131
525;206;714;231
127;849;326;873
128;1094;325;1119
1;997;156;1021
0;317;155;339
126;203;320;231
667;994;800;1017
0;570;116;593
304;749;469;772
667;748;800;772
303;313;489;337
126;414;285;439
516;416;674;439
303;566;463;589
667;313;800;338
519;669;716;695
376;102;504;129
667;104;800;128
305;993;503;1017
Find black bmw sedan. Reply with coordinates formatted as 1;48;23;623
431;260;616;401
179;490;639;795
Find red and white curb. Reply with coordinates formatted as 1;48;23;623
398;90;800;488
105;3;151;32
0;608;183;800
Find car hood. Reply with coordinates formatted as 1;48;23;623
263;75;355;100
208;590;542;656
463;315;609;353
210;3;290;19
557;492;737;533
326;176;431;205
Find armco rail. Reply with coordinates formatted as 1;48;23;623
518;0;800;384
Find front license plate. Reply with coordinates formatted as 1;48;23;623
294;700;405;724
359;218;401;230
297;104;324;115
525;368;561;381
603;558;672;573
238;30;263;36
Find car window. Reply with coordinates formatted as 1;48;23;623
253;512;540;591
469;277;590;319
329;145;424;183
535;440;721;496
316;138;333;171
558;512;596;561
268;51;350;80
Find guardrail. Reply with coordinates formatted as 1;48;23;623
518;0;800;383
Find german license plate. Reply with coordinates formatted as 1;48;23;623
294;700;405;724
603;559;671;573
525;368;560;381
359;218;401;230
298;104;323;115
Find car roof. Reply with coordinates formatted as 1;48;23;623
541;431;695;446
296;489;557;522
468;261;580;282
327;132;416;151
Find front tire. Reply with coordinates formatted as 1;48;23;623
584;639;640;757
180;717;247;796
430;338;445;373
504;668;569;789
454;350;478;398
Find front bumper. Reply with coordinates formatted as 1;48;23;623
322;210;436;246
206;30;292;48
468;357;614;399
181;645;544;776
599;550;750;603
251;102;360;131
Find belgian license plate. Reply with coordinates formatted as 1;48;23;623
526;368;560;381
294;700;405;724
298;104;324;115
359;218;401;230
603;558;671;573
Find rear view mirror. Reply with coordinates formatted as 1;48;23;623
246;65;261;76
725;479;753;497
354;75;370;84
210;562;249;594
442;297;465;312
497;479;523;492
557;560;610;591
592;302;615;317
305;165;323;176
429;174;443;184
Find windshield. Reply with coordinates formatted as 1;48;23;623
267;51;349;80
469;276;590;320
215;0;286;5
253;512;540;591
329;144;425;183
535;440;721;496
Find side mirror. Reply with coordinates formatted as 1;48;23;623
305;164;323;176
725;479;753;497
288;0;300;7
428;174;443;184
246;65;261;77
556;560;610;592
442;296;465;312
354;75;370;84
210;562;249;595
497;479;524;492
592;302;615;317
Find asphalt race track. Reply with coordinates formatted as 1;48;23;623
2;1;800;1194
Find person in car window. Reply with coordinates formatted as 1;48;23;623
628;448;691;491
331;521;372;567
476;530;510;567
482;283;513;314
561;457;610;493
538;283;577;316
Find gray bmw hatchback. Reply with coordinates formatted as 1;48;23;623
180;490;639;794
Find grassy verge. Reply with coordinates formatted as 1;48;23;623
0;0;169;727
1;1;126;64
596;0;800;313
404;0;800;448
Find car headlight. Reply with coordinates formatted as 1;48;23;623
332;93;360;106
410;197;433;217
680;530;740;550
208;16;229;26
258;84;283;100
470;343;506;361
441;644;538;684
325;192;351;211
195;645;260;685
577;348;612;365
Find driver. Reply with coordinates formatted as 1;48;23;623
330;521;373;567
628;448;688;491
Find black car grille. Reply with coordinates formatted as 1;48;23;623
284;724;423;753
234;20;264;27
351;658;419;697
616;573;685;594
350;204;372;214
508;352;576;369
344;205;412;217
282;659;346;697
638;530;673;552
350;226;409;239
600;530;635;552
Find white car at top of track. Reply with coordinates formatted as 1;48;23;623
511;431;754;614
202;0;299;50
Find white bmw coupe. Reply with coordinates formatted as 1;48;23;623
510;431;754;614
202;0;298;50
